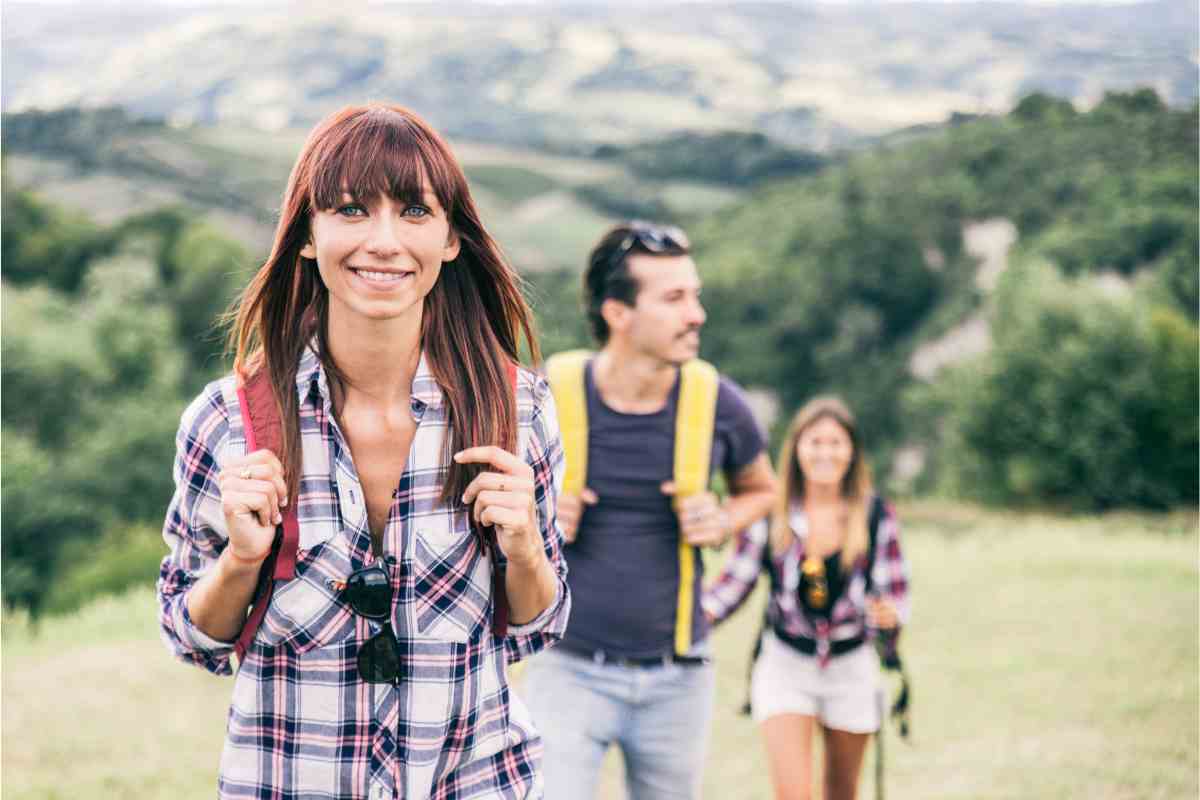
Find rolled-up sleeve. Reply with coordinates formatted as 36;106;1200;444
156;382;237;675
503;374;571;665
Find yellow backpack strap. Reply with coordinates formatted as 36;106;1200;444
672;358;720;655
545;349;593;496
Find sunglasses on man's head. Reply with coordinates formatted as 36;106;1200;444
340;558;403;683
607;222;690;273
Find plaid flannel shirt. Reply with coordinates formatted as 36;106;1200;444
702;499;910;666
157;346;570;799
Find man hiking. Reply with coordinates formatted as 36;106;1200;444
522;221;777;799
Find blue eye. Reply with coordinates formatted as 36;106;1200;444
336;204;367;217
402;205;430;218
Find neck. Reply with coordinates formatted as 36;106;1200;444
804;481;843;507
594;340;679;412
325;304;423;409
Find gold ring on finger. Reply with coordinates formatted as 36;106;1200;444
240;467;253;479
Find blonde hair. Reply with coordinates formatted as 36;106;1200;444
768;396;874;568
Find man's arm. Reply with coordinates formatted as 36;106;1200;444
720;453;776;537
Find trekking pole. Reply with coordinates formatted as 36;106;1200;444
875;683;887;800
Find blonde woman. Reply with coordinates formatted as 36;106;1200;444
703;396;910;800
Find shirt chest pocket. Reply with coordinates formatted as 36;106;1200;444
254;535;357;655
409;514;493;643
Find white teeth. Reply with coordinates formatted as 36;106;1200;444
355;269;409;282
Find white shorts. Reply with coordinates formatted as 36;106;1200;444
750;630;882;733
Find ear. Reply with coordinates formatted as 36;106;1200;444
300;240;316;260
600;297;631;335
443;229;461;262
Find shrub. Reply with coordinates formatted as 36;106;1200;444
932;261;1198;509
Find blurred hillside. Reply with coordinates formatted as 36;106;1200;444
3;1;1197;151
2;89;1196;620
1;107;787;269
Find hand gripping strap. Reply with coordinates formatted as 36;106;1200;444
233;369;298;665
672;359;719;655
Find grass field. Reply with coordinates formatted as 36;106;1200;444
3;503;1196;799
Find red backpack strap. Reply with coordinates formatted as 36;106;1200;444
232;369;300;665
483;362;520;639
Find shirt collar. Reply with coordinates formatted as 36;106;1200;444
788;502;809;539
409;352;444;411
296;341;325;404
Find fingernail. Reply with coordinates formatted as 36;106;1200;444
461;493;469;503
274;512;283;525
281;496;288;507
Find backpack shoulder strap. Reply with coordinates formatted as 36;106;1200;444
233;368;299;665
673;359;719;496
672;358;720;656
545;349;592;496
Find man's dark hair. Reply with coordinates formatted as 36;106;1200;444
582;221;691;344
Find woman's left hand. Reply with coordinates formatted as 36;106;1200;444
456;446;544;569
866;596;899;630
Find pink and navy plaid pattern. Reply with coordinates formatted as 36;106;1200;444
158;346;569;799
703;500;910;665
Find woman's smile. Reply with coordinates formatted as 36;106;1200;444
348;266;416;289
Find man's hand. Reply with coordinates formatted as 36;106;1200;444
661;482;731;547
557;488;598;544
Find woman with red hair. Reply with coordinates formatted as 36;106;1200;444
157;104;569;799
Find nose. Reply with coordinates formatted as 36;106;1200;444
365;214;403;259
687;296;707;327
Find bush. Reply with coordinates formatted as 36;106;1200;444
931;261;1198;510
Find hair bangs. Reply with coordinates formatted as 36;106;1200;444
308;109;458;216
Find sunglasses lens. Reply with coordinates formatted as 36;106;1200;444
639;225;689;252
614;224;690;267
346;567;391;619
358;629;401;683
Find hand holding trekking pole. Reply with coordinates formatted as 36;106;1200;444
661;482;731;547
866;596;899;630
219;451;288;566
557;488;598;543
456;446;544;568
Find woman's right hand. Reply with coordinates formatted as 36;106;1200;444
218;450;288;565
865;596;899;630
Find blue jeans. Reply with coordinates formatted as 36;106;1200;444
522;645;716;800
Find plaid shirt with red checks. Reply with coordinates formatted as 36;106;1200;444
158;346;569;799
702;500;910;666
